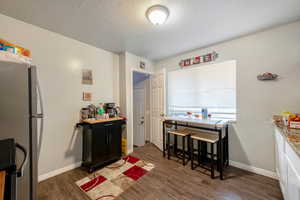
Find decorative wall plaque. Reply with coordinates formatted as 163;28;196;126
257;72;278;81
82;69;93;85
83;92;92;101
179;51;218;68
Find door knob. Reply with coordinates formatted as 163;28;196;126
160;113;165;117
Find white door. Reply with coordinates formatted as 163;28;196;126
151;71;165;151
133;88;146;147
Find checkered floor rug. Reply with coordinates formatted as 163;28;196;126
76;155;155;200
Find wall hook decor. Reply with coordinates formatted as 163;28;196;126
257;72;278;81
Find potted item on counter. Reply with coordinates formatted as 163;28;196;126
281;111;291;126
187;112;192;117
80;108;89;122
202;108;208;119
194;114;200;118
289;114;300;129
96;103;105;120
273;112;300;129
273;115;283;124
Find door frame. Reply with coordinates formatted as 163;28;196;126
128;69;152;153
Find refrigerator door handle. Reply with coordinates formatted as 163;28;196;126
15;143;28;177
36;75;44;160
32;113;43;118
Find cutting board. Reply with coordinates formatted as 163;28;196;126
0;171;5;200
83;117;124;124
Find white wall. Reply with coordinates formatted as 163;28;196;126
0;13;119;177
119;52;153;153
155;21;300;172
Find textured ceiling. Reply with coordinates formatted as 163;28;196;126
1;0;300;61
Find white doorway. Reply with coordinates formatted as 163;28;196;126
133;88;145;146
133;71;150;147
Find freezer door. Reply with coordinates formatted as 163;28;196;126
0;61;32;200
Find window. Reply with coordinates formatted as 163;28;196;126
167;60;236;119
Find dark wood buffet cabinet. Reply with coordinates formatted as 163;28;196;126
78;118;125;172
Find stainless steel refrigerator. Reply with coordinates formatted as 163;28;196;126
0;60;44;200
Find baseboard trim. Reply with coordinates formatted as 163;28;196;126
230;160;278;179
127;148;134;154
38;159;277;182
38;162;82;182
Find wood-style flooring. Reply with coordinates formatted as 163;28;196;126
38;144;283;200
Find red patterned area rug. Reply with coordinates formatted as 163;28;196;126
76;155;155;200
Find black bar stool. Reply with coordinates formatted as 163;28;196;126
190;131;219;179
166;128;191;166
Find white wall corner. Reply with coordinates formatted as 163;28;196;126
38;162;82;182
113;53;120;105
230;160;278;180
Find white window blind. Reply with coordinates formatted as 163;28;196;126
167;60;236;119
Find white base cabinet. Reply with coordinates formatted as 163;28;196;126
275;128;300;200
287;159;300;200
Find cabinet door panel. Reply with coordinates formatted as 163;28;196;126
287;158;300;200
286;141;300;175
275;131;288;197
92;125;109;163
275;134;280;177
110;123;122;158
280;154;288;197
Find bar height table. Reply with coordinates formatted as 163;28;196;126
162;116;232;180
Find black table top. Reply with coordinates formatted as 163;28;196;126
0;139;16;171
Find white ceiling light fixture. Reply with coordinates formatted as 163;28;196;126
146;5;169;25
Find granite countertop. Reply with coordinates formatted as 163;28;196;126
164;115;236;128
82;117;124;124
274;122;300;157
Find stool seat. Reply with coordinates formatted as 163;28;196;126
168;128;191;136
190;131;219;144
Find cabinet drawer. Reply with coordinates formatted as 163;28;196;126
286;141;300;176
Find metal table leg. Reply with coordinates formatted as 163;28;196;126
219;129;224;180
182;136;185;166
174;135;178;156
188;135;191;161
211;143;215;179
217;141;220;172
190;138;194;170
167;132;170;160
197;140;201;164
200;141;207;161
163;121;166;157
226;125;229;167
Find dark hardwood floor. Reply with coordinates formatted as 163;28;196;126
38;144;283;200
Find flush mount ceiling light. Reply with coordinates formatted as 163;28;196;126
146;5;169;25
